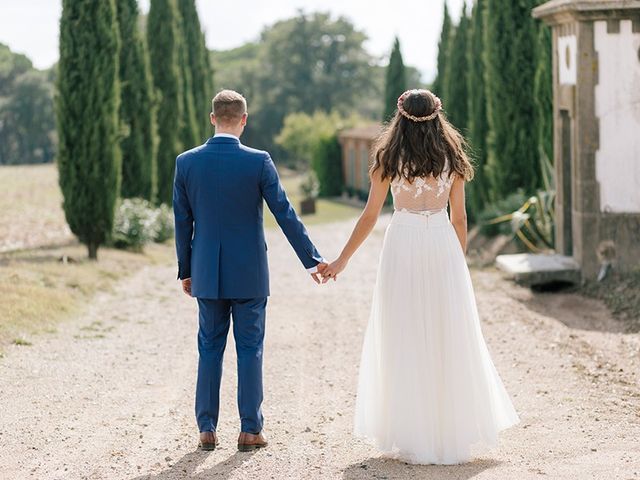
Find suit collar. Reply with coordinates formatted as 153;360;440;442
207;134;240;145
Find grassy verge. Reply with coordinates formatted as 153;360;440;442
0;242;172;350
581;270;640;333
264;175;361;229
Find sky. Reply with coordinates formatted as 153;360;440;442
0;0;468;83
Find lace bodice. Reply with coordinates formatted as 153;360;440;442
390;165;456;214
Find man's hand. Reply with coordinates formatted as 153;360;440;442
181;278;192;296
310;262;328;284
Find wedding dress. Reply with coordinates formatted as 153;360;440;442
353;162;520;465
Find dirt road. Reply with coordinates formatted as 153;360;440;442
1;216;639;479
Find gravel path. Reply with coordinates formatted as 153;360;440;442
1;216;639;479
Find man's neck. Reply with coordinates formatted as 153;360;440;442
214;129;240;138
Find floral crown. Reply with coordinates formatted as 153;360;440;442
397;89;442;122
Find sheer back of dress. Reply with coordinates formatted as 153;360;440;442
390;159;456;214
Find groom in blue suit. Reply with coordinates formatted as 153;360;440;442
173;90;326;452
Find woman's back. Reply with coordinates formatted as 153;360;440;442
390;165;455;214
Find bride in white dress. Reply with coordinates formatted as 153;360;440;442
321;89;520;465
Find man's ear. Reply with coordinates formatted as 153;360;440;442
210;113;216;126
241;113;248;126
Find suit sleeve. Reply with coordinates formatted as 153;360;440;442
260;153;323;269
173;159;194;280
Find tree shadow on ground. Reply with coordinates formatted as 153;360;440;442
342;457;502;480
132;449;256;480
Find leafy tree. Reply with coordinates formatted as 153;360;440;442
484;0;541;200
534;23;553;162
247;12;376;156
177;0;214;141
432;2;453;97
466;0;489;214
147;0;184;205
116;0;157;201
383;37;407;121
443;4;470;131
56;0;121;259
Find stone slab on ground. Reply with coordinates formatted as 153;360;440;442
496;253;581;286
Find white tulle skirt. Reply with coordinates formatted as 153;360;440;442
354;209;520;465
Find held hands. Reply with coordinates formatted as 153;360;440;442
320;257;348;284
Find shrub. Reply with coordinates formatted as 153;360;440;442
299;170;320;199
153;203;174;243
477;190;529;237
112;198;157;251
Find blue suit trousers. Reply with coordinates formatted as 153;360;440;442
195;297;267;434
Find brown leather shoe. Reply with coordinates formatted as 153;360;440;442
199;431;219;451
237;431;268;452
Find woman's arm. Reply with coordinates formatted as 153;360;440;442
322;169;390;281
449;174;468;253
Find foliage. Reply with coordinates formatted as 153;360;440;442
480;151;555;252
312;134;344;197
534;24;553;162
383;37;407;121
443;4;470;131
0;44;56;165
212;12;377;158
175;4;199;150
466;0;489;216
153;203;175;242
275;110;343;169
116;0;158;201
147;0;184;205
299;170;320;199
483;0;542;201
477;190;529;237
56;0;121;259
177;0;213;141
112;198;174;251
112;198;157;251
432;3;453;97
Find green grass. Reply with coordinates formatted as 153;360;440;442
264;175;361;229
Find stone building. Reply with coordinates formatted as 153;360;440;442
533;0;640;278
338;125;382;197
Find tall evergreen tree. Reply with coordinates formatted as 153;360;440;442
56;0;121;260
383;37;407;121
175;8;200;150
534;23;553;162
147;0;184;205
443;4;470;131
116;0;157;201
178;0;214;140
484;0;541;200
467;0;489;213
432;2;453;98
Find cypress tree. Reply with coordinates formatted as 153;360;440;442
147;0;184;205
443;4;470;131
467;0;489;213
484;0;541;201
116;0;158;201
56;0;121;260
383;37;407;121
177;0;214;140
534;23;553;162
432;2;453;98
176;17;200;150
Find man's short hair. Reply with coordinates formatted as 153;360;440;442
212;90;247;124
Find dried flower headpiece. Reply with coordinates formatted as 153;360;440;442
397;89;442;122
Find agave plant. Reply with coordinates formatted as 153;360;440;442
485;149;556;253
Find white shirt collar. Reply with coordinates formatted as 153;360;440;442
213;132;239;140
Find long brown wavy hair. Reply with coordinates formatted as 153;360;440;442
372;89;474;182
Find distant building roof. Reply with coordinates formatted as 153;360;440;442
338;124;383;142
533;0;640;19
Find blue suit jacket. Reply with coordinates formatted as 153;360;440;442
173;136;323;299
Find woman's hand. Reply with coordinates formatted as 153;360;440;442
321;257;349;283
